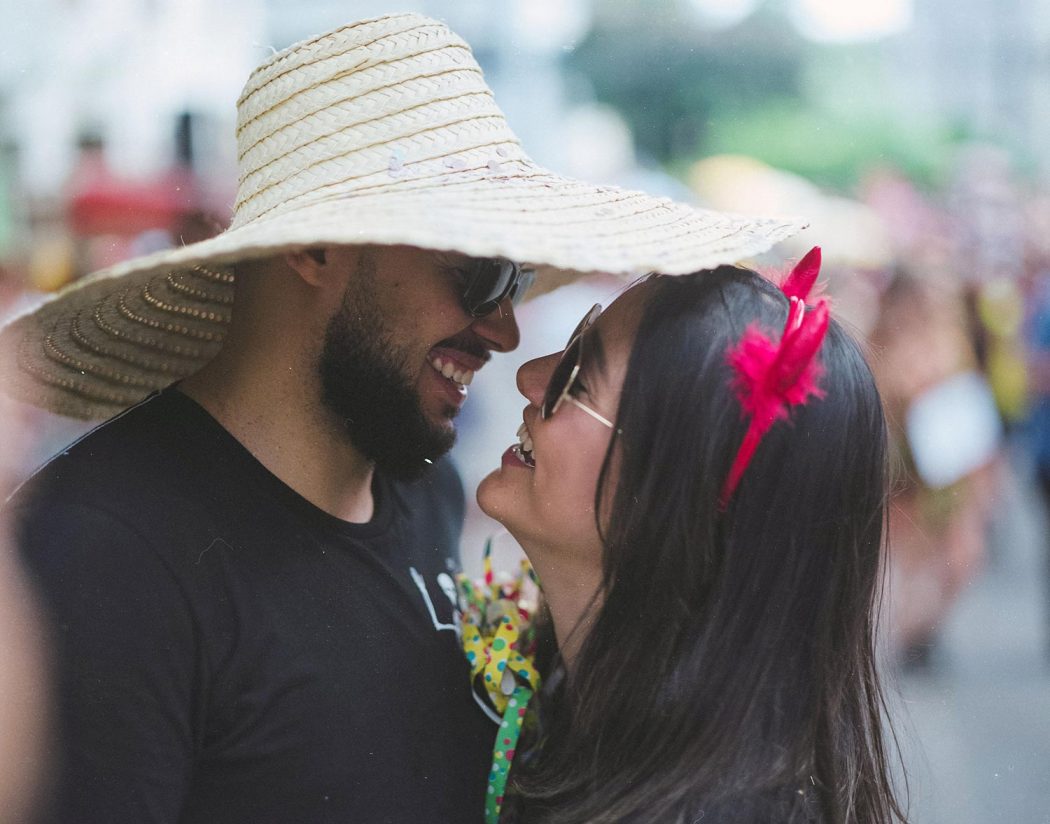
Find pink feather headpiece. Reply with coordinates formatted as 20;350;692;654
719;247;830;510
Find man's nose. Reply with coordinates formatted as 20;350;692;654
471;298;521;353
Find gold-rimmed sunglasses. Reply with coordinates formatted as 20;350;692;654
540;303;616;430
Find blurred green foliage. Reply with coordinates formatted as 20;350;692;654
569;4;804;163
568;2;961;191
702;100;958;189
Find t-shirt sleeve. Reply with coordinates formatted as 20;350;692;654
15;502;198;824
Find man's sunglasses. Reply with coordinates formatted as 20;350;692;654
541;303;616;430
460;257;536;318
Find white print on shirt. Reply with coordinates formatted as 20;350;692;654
437;572;457;606
410;566;501;725
409;566;460;636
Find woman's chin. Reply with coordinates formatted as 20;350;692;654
477;472;523;532
475;470;500;514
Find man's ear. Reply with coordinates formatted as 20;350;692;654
284;248;328;287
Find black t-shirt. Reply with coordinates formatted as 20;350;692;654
8;388;495;823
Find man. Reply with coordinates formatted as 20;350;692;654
0;12;801;823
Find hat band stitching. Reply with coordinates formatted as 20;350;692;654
298;160;535;202
92;302;210;360
18;335;144;403
255;149;535;208
117;290;224;342
241;13;423;92
238;110;508;209
191;264;235;284
238;22;457;118
236;114;509;218
71;311;192;375
141;281;231;324
238;41;476;142
165;274;234;305
237;90;497;190
43;328;159;389
281;181;664;224
238;64;485;161
239;15;441;103
340;174;648;208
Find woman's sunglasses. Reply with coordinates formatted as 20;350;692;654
460;257;536;318
541;303;616;430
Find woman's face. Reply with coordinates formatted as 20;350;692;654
477;282;650;563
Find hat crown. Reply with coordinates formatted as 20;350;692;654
231;13;520;228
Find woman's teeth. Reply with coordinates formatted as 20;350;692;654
430;356;474;386
516;422;535;467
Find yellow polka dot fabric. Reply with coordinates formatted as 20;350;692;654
456;540;541;823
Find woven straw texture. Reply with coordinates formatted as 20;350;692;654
0;12;805;420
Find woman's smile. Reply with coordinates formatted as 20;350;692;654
513;421;536;467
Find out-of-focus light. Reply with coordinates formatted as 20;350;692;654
792;0;912;42
689;154;894;269
561;105;634;185
686;0;760;29
511;0;592;50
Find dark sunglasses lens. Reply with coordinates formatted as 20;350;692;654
463;259;517;317
509;268;535;307
542;335;582;418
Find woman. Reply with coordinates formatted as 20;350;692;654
477;255;906;823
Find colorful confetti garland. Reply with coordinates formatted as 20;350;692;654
457;539;541;824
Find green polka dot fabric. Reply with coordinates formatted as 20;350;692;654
456;539;542;823
486;684;532;824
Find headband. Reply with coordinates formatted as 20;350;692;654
719;247;830;509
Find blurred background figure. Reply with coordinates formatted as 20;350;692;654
1023;203;1050;665
0;385;48;823
868;271;1002;667
3;0;1050;821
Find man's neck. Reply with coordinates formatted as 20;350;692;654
179;355;377;524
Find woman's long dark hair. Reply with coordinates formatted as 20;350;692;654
508;267;905;823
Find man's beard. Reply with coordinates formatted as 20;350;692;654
318;283;456;481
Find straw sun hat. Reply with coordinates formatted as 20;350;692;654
1;12;805;420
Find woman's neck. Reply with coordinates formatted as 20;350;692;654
519;542;603;670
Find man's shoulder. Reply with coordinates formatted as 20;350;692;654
9;390;206;520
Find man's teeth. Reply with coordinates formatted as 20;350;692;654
430;356;474;386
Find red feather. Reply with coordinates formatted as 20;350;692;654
780;246;822;302
719;297;829;509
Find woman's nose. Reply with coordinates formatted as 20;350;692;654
517;351;561;407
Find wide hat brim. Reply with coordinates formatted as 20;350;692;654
1;11;806;420
1;165;805;420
